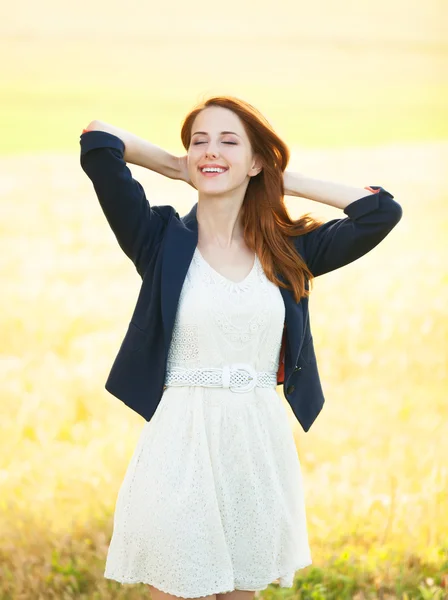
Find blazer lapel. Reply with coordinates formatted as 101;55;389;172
161;204;199;353
278;274;301;366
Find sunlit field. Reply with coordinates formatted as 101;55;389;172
1;1;447;598
2;140;446;598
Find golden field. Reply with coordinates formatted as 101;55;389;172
1;0;447;597
1;141;447;598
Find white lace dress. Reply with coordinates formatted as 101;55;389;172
104;247;312;597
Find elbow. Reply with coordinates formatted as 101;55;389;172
380;192;403;227
376;188;403;227
390;199;403;226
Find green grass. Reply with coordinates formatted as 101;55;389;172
2;81;447;154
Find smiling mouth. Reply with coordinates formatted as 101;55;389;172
199;168;229;177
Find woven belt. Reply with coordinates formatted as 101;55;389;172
164;364;277;394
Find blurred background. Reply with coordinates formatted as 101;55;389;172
1;1;447;598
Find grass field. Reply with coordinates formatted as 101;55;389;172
1;1;447;598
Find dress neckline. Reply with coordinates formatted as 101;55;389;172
195;247;257;286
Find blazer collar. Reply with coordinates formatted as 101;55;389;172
182;201;199;232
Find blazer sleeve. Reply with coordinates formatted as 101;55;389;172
79;130;168;277
297;186;403;278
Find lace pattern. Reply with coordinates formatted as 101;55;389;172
166;249;284;373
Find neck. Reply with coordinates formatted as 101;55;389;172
196;197;245;248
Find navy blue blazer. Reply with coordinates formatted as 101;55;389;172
80;130;403;432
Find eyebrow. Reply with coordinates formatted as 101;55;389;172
191;131;241;137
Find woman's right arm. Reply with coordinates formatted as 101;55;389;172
80;125;175;278
83;120;183;180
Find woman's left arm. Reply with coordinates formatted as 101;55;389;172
283;171;403;278
283;171;377;208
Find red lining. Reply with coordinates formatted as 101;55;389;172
276;323;286;384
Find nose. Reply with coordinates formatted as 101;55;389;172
204;141;219;158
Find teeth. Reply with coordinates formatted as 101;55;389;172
201;167;226;173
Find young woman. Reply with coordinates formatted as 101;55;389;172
80;96;403;600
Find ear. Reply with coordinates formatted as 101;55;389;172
249;154;263;177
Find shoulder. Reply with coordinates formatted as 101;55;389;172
151;204;179;222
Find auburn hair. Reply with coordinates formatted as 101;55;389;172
180;95;325;303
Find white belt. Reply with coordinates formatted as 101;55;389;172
164;363;277;394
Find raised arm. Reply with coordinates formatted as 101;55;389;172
289;180;403;278
283;171;379;208
82;120;182;178
80;125;176;278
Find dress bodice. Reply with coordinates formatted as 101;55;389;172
167;247;286;374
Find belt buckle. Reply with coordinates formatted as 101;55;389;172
230;363;257;393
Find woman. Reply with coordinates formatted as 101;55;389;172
80;96;402;600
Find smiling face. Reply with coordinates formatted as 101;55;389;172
187;105;262;199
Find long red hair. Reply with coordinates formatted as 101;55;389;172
180;95;324;304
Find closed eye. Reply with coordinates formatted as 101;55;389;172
193;142;237;145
